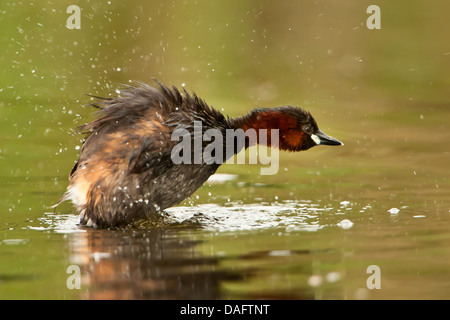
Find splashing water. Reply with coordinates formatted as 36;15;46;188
33;200;368;233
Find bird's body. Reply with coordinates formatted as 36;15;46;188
58;81;342;228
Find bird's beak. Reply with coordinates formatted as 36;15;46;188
311;130;343;146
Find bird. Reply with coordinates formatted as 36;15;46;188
56;80;343;228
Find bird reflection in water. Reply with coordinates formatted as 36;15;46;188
67;226;242;300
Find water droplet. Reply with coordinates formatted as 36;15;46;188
337;219;354;229
326;271;342;283
307;275;323;287
388;208;400;214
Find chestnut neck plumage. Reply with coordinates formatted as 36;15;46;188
229;107;310;151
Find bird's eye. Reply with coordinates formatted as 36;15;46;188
303;126;312;134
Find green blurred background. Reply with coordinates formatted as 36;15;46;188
1;0;449;299
2;0;449;201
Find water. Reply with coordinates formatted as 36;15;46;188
1;1;450;299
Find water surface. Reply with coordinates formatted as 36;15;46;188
1;1;450;299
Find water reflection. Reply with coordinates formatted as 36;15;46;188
39;200;349;299
68;228;243;299
66;227;332;300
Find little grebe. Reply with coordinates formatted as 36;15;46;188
57;80;342;228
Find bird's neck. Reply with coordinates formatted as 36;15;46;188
229;108;296;149
232;108;297;130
